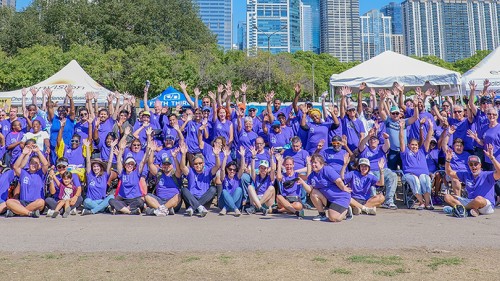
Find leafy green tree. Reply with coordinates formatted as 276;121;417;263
453;50;492;74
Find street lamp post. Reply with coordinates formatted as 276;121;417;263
253;25;287;88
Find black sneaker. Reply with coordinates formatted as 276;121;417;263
452;205;467;218
30;210;40;218
261;207;269;216
130;208;141;215
345;206;353;221
244;206;255;215
5;210;14;218
81;209;93;216
145;207;155;216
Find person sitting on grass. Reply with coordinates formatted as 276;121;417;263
299;154;352;222
47;170;78;218
80;139;115;216
274;153;311;219
443;144;499;217
108;139;148;215
218;146;245;217
245;147;276;216
144;142;182;216
5;145;49;218
341;156;385;216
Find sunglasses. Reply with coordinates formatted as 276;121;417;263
487;113;498;116
70;140;80;143
132;144;141;147
391;112;399;115
227;168;236;172
249;109;256;112
468;162;480;167
454;111;463;114
80;112;88;116
57;165;67;169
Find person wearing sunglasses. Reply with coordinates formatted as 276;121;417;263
444;144;499;217
75;108;91;141
217;147;245;217
55;118;87;169
433;103;473;155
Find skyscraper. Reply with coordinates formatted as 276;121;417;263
0;0;16;8
302;0;320;54
300;3;313;51
360;9;392;61
319;0;361;62
402;0;500;62
237;21;247;51
380;2;403;35
194;0;233;51
246;0;301;55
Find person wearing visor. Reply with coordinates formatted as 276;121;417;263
144;142;181;216
319;135;352;172
444;145;499;217
342;157;385;216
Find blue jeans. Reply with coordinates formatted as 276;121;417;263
372;168;398;205
240;173;252;205
387;149;402;170
403;174;432;195
83;195;114;214
219;188;243;211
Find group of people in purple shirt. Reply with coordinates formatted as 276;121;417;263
0;79;498;221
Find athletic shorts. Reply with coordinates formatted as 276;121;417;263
456;197;494;215
328;202;347;214
285;196;300;203
20;200;34;207
147;193;176;205
353;198;367;205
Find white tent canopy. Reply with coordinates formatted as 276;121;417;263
330;51;462;88
462;46;500;94
0;60;111;106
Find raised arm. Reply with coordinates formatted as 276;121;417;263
66;86;76;121
484;144;500;180
339;86;351;119
292;84;301;114
178;142;189;176
237;146;246;179
143;83;151;112
399;119;406;153
468;81;478;117
423;119;434;153
13;146;31;176
179;81;196;108
444;148;458;180
83;139;92;173
275;153;283;182
249;146;257;182
210;145;222;176
46;89;55;122
357;83;366;115
116;140;125;175
375;159;385;186
406;96;419;125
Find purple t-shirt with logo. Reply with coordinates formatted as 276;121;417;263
212;120;232;143
95;118;116;144
64;145;85;167
155;172;180;200
86;171;109;200
449;150;470;172
254;174;273;195
447;117;472;151
341;116;365;151
185;120;202;154
0;170;15;202
457;171;496;205
482;124;500;164
19;169;45;202
280;172;301;197
320;148;347;172
283;148;309;171
359;145;387;172
187;167;214;198
308;166;350;208
304;122;333;154
97;140;116;164
118;170;143;199
6;131;24;164
74;121;89;140
237;129;258;152
222;176;240;195
401;147;429;176
345;170;378;201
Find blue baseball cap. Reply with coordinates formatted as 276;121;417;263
271;120;281;127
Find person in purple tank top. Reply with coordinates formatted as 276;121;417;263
5;145;49;218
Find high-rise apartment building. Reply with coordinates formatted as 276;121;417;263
402;0;500;62
246;0;301;55
380;2;403;35
237;21;247;51
302;0;320;54
392;34;405;55
194;0;233;51
0;0;16;8
319;0;361;62
360;9;392;61
300;3;313;51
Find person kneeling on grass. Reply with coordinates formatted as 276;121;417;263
245;147;276;216
108;140;148;215
443;144;499;217
274;153;312;219
300;154;352;222
218;146;245;217
5;145;49;218
144;142;182;217
81;139;115;216
341;156;385;216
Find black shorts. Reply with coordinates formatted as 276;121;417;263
285;196;300;203
353;198;367;205
20;200;34;207
328;202;347;214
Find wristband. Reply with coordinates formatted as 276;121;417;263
445;159;451;163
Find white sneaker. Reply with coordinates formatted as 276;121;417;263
185;207;194;217
70;208;77;215
363;206;377;215
154;208;167;217
159;205;169;216
46;209;54;217
198;206;208;217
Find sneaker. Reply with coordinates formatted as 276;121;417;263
145;207;156;216
153;208;167;217
443;206;453;214
5;209;14;218
130;208;141;215
469;208;479;217
381;202;398;209
452;205;467;218
352;206;362;215
345;206;353;220
261;207;269;216
46;209;54;217
234;209;241;217
51;211;60;218
62;207;70;218
198;206;208;217
297;209;305;219
425;205;435;211
70;208;77;215
81;209;93;216
416;204;424;210
168;207;175;215
30;210;40;218
312;214;327;221
244;206;255;215
158;205;169;216
363;207;377;215
185;207;194;217
303;203;314;210
219;208;227;216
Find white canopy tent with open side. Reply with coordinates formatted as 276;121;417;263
0;60;112;106
461;46;500;95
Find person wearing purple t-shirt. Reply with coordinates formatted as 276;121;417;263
444;144;500;216
300;154;352;222
440;127;471;196
5;120;24;165
45;157;84;216
263;119;293;149
5;145;49;218
275;153;311;218
471;107;500;171
283;137;309;174
81;139;116;215
144;143;182;216
210;104;233;147
181;108;204;159
342;157;385;216
179;142;220;217
108;141;148;215
319;135;352;173
300;107;337;155
0;169;15;214
217;147;245;216
245;147;276;216
400;119;434;210
93;109;116;150
236;116;258;155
